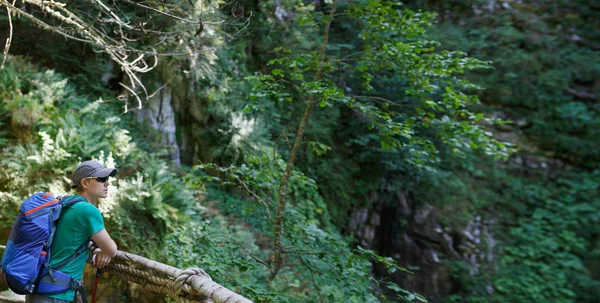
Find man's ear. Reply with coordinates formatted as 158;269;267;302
80;179;88;190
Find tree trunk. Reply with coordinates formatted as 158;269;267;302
269;0;338;282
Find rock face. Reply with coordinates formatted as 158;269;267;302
349;192;496;302
137;86;181;167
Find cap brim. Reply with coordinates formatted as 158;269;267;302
93;168;118;177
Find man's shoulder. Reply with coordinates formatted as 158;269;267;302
64;197;100;214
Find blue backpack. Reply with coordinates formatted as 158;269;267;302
1;192;88;297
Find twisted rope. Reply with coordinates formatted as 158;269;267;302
0;246;251;303
103;264;211;302
104;263;175;290
113;251;251;303
0;294;23;303
173;268;211;297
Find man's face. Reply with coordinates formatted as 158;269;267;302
82;176;110;200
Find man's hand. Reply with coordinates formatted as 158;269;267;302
92;249;112;268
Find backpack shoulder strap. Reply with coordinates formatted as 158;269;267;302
59;196;86;208
45;196;86;250
48;238;90;272
46;196;88;271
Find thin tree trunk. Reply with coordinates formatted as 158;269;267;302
269;0;338;282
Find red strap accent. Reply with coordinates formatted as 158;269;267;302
42;192;52;199
41;251;47;256
24;199;59;215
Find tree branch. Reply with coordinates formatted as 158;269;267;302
221;239;272;270
299;256;324;303
0;0;15;70
229;168;274;224
567;88;597;101
269;0;338;282
0;0;231;112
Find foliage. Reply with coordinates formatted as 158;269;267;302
408;1;600;302
186;0;517;301
192;151;423;302
429;155;600;303
0;58;197;261
249;2;512;166
0;0;598;302
423;0;600;167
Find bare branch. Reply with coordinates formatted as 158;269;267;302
1;0;16;70
91;0;133;30
147;82;170;99
123;0;225;26
119;82;143;113
567;88;597;101
1;1;95;44
0;0;234;111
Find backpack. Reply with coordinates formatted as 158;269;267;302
0;192;88;296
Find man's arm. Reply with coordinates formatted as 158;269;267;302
91;228;117;257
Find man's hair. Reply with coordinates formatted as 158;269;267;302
73;182;84;193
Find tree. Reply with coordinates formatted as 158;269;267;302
0;0;241;111
192;0;513;301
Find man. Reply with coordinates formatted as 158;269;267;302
25;160;119;303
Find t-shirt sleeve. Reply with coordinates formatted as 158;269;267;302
77;203;105;236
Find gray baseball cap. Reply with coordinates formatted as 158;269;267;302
71;160;117;188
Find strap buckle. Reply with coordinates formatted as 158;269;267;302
69;278;82;290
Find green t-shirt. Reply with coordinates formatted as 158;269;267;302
47;195;105;301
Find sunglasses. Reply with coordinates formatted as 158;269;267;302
85;176;110;183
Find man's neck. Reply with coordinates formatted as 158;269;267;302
77;192;99;206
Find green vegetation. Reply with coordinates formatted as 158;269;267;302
0;0;598;302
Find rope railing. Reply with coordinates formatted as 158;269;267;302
0;245;253;303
